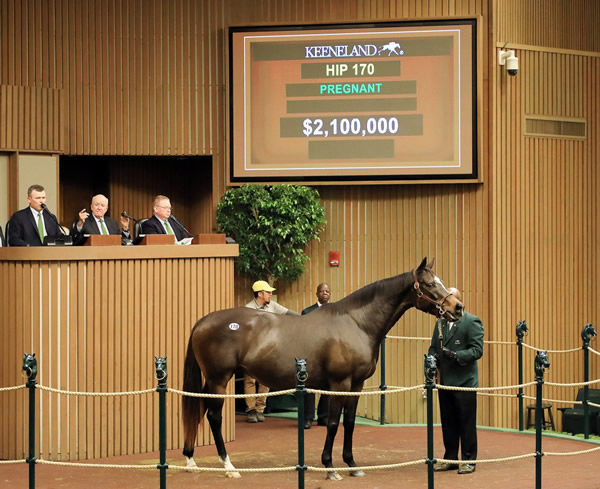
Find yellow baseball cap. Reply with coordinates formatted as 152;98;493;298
252;280;276;292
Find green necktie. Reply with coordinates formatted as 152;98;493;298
164;220;174;235
37;212;44;242
99;219;108;235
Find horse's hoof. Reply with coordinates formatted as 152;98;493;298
326;471;343;481
185;457;198;471
220;455;241;479
350;469;365;477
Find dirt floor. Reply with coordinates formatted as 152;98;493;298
2;414;599;489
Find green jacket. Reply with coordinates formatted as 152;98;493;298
428;311;484;387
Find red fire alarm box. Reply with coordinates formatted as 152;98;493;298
329;251;340;267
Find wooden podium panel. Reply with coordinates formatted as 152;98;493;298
83;234;122;246
139;234;175;245
0;244;238;461
192;233;226;244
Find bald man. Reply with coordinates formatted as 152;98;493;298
71;194;130;244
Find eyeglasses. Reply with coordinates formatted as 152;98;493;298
156;205;172;210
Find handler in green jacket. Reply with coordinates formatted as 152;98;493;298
428;287;484;475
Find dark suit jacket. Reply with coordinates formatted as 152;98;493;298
71;215;128;244
428;312;484;387
7;207;62;246
301;303;319;315
140;215;189;241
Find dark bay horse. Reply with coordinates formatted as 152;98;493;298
181;258;463;479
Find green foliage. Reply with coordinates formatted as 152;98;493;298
216;184;326;284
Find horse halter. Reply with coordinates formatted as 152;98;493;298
412;268;453;318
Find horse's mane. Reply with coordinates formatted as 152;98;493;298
327;270;413;314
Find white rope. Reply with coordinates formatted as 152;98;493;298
307;459;425;472
0;459;26;464
36;459;156;469
589;347;599;355
169;464;297;473
437;382;536;392
522;342;581;353
544;446;600;456
169;388;296;398
386;335;430;341
0;384;26;392
545;379;600;387
36;384;155;397
437;453;535;464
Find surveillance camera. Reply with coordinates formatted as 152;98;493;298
506;55;519;76
498;49;519;76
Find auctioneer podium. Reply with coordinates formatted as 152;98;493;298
0;240;238;461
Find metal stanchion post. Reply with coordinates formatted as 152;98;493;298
581;324;597;439
22;353;38;489
295;358;308;489
155;357;168;489
516;321;528;431
534;351;550;489
424;354;437;489
379;338;387;425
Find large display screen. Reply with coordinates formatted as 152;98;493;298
229;20;478;184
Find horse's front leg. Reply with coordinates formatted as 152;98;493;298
321;395;343;480
206;392;241;478
342;396;365;477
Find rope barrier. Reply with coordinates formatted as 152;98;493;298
169;464;297;473
544;446;600;456
36;384;156;397
168;387;296;398
0;384;26;392
36;459;156;470
0;459;26;464
522;342;582;353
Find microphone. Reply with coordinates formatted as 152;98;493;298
41;203;67;236
170;215;193;238
121;211;138;223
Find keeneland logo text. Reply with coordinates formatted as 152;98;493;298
305;42;404;59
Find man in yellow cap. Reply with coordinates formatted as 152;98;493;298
244;280;299;422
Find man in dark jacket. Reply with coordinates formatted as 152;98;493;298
428;287;484;475
301;282;331;428
71;194;130;244
141;194;190;242
7;184;62;246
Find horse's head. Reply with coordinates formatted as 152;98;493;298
413;257;464;321
22;353;38;380
534;350;550;378
155;356;167;383
423;354;438;383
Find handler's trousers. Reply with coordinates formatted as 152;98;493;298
244;375;269;413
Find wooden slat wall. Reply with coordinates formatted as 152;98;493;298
0;0;599;444
0;249;236;460
489;43;600;430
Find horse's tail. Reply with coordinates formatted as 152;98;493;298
182;331;206;458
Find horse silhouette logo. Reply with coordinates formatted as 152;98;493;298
378;41;404;56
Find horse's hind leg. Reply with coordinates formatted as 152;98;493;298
321;395;344;480
205;383;241;478
342;396;364;477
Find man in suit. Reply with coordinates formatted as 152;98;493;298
71;194;131;244
140;195;190;242
301;282;331;429
428;287;484;475
7;184;62;246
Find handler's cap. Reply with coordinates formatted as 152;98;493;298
252;280;276;293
